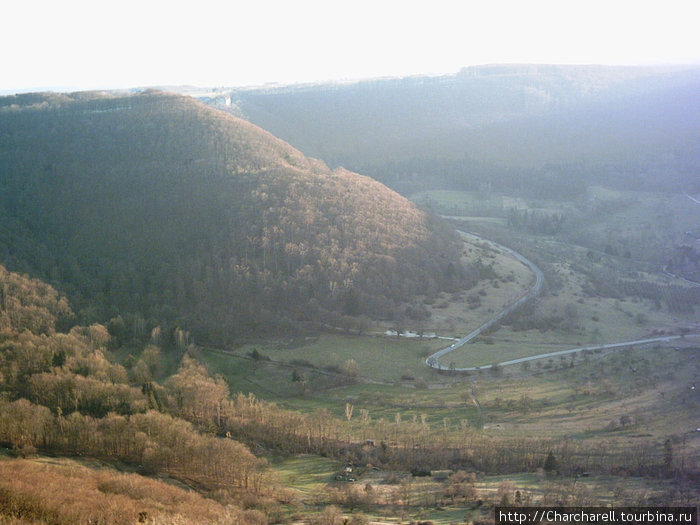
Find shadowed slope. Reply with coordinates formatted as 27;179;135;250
0;91;468;341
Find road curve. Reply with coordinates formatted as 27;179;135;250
683;190;700;206
425;231;543;371
442;334;700;372
425;232;700;372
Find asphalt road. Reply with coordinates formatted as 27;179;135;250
425;231;699;372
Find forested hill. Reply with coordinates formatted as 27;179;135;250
0;91;468;342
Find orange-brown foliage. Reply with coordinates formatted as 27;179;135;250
0;458;266;524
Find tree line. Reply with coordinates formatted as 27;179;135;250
0;265;264;493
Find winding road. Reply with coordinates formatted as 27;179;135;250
425;231;700;372
683;190;700;206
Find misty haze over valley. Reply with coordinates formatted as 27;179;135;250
0;63;699;523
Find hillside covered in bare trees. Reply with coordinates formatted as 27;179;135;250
0;91;469;343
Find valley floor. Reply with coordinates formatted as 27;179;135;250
192;225;700;520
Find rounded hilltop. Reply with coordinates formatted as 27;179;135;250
0;90;470;342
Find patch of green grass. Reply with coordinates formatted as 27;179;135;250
199;334;445;387
271;455;340;495
409;190;527;214
444;339;574;368
416;507;473;525
198;334;697;440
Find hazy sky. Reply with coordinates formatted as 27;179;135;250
3;0;699;93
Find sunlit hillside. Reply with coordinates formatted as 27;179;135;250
0;91;468;342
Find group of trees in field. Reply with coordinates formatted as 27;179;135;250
506;208;567;235
0;91;470;344
666;244;700;282
584;272;700;315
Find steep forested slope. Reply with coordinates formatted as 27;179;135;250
0;91;467;342
0;264;275;524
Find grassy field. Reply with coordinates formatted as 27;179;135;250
409;190;528;218
195;195;699;431
270;455;341;498
197;334;444;392
198;332;699;448
269;453;687;524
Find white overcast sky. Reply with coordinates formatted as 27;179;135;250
3;0;699;93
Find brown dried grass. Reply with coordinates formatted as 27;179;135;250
0;457;264;524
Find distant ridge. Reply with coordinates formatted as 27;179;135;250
213;64;700;181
